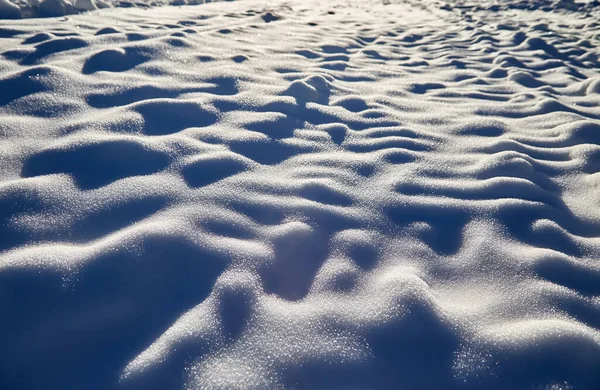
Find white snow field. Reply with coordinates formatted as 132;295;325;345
0;0;600;389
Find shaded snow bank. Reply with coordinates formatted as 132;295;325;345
0;0;233;19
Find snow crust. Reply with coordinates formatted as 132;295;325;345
0;0;600;389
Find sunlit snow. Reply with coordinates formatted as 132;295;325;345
0;0;599;389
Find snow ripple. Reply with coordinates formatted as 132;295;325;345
0;0;599;389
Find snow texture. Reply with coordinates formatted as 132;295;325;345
0;0;600;389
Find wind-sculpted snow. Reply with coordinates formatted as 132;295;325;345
1;0;600;389
0;0;235;19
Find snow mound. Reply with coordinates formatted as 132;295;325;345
0;0;21;18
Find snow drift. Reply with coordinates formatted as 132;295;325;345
0;0;599;389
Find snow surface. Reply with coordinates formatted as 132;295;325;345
0;0;600;389
0;0;238;19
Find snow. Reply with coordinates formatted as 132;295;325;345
2;0;236;18
0;0;21;18
0;0;600;389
